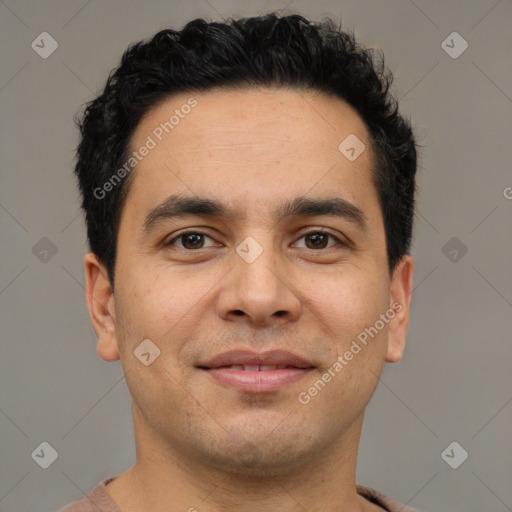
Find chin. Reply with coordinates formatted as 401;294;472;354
194;433;318;479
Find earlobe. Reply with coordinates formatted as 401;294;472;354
84;252;120;362
385;255;414;363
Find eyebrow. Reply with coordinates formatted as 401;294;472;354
141;194;368;235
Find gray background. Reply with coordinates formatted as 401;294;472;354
1;0;511;511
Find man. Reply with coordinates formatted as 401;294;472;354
60;12;418;512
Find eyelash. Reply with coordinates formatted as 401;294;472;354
164;229;346;251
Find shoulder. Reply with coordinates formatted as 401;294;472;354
56;477;121;512
357;484;423;512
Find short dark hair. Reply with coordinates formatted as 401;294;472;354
74;12;417;290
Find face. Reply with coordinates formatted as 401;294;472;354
85;87;413;477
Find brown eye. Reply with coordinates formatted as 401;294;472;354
180;233;204;249
165;232;217;250
304;233;329;249
294;231;341;250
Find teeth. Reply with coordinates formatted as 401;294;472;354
217;364;305;371
243;365;260;371
223;364;289;371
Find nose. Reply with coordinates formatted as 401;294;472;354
216;242;303;328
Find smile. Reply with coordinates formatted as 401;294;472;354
197;349;316;393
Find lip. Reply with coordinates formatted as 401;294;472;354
198;349;314;369
197;350;315;393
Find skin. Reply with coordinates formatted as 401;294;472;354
85;87;413;512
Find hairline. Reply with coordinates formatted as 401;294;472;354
108;84;386;288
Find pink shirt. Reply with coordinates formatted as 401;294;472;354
57;476;421;511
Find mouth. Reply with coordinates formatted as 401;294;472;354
197;350;316;393
204;364;306;371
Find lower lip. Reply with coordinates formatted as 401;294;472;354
201;367;314;393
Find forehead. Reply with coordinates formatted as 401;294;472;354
123;87;379;226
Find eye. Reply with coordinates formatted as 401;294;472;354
293;230;343;250
164;229;345;251
164;231;218;250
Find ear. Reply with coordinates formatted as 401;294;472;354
84;252;120;362
385;254;414;363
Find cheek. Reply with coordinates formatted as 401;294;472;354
113;270;198;412
116;266;216;357
307;268;389;337
303;273;390;411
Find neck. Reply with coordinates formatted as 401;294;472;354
106;409;377;512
